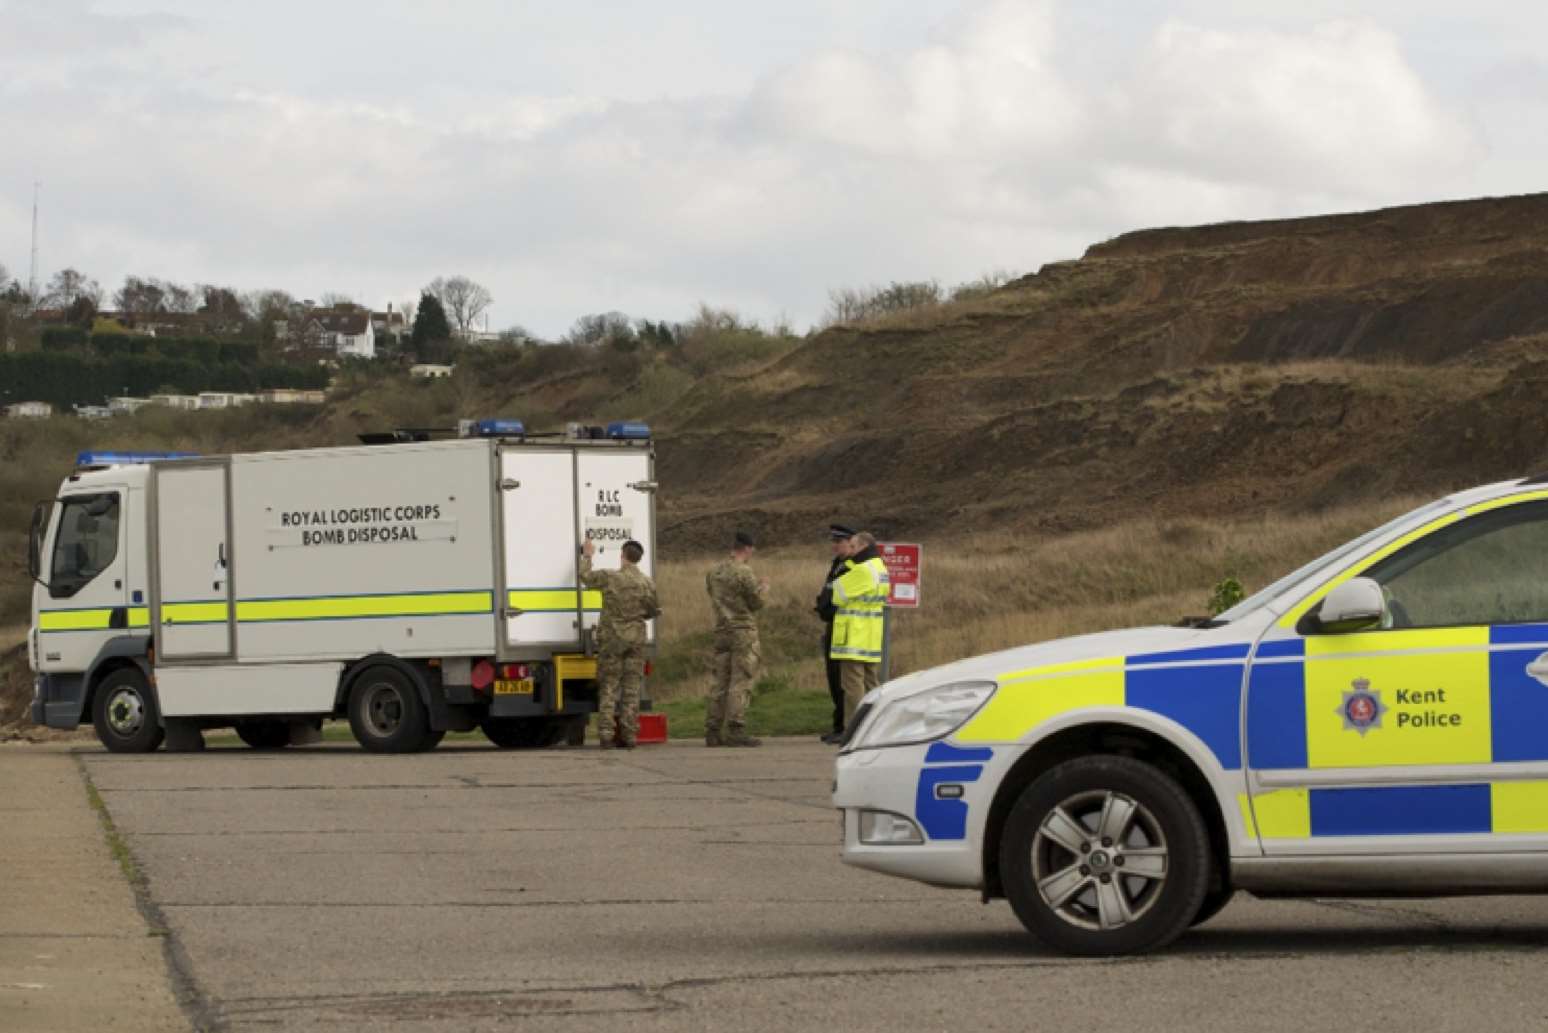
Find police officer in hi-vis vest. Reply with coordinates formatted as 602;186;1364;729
829;531;890;724
815;523;857;743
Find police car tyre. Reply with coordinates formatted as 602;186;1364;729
1000;755;1211;957
91;668;165;754
1190;886;1235;928
481;717;564;749
235;721;292;750
347;667;429;754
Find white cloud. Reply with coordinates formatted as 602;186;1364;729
0;1;1533;335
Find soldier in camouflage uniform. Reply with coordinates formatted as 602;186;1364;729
580;536;660;748
704;530;767;747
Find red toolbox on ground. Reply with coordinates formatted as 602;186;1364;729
637;713;668;744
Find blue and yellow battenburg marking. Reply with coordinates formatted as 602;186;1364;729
915;742;993;841
954;645;1250;770
39;586;606;632
1241;782;1548;839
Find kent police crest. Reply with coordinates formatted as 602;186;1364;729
1338;678;1387;735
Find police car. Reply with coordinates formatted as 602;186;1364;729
834;477;1548;955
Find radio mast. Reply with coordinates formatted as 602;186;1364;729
28;182;40;305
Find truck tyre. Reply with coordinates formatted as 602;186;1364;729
91;667;165;754
235;721;291;750
347;667;430;754
481;717;564;749
999;755;1211;957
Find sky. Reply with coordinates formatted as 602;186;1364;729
2;0;1545;337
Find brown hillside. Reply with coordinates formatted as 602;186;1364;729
651;193;1548;547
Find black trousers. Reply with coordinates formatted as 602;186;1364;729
823;625;843;732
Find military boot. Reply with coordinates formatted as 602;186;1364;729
723;732;762;747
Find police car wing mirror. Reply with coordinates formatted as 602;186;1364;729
1318;578;1386;634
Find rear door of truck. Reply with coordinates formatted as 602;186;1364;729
575;446;657;648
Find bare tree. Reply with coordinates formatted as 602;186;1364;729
318;291;357;309
114;276;168;315
428;275;493;335
43;268;102;309
164;281;198;314
0;261;10;291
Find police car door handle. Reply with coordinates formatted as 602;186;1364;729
1526;653;1548;687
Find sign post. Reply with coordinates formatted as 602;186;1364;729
877;542;922;683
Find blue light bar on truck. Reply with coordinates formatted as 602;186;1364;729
459;418;526;438
76;451;198;467
606;422;651;440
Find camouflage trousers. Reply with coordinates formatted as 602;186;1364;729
596;636;645;745
706;628;760;739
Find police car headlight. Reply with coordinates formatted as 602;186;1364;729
852;681;996;750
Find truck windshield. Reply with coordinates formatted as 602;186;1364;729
49;492;121;599
1212;498;1453;624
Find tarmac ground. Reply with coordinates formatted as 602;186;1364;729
6;738;1548;1032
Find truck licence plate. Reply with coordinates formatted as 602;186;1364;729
493;678;534;695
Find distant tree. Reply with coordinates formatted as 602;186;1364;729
164;281;198;314
0;262;9;291
821;280;942;326
64;293;98;328
43;268;102;310
114;276;168;315
411;291;452;348
318;291;356;309
428;275;493;336
564;311;634;349
198;285;246;325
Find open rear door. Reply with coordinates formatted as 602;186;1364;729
152;462;235;661
576;448;656;648
500;448;583;650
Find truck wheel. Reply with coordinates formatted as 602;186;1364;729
999;755;1211;957
235;721;291;750
347;667;429;754
481;717;563;749
91;668;165;754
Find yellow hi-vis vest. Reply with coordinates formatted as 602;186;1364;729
829;555;889;663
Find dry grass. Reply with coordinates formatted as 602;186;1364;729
650;495;1426;701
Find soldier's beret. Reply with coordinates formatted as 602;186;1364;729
734;530;756;548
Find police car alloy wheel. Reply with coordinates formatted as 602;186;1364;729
91;668;166;754
999;755;1211;956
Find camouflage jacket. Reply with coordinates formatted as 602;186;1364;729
706;558;764;632
580;557;660;642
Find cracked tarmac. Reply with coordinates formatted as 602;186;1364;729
52;740;1548;1030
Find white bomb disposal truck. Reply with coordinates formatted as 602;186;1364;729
25;419;656;753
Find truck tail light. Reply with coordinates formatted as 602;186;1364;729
501;664;531;680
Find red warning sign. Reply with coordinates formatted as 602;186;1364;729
878;542;922;609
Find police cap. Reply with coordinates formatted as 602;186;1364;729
828;523;858;540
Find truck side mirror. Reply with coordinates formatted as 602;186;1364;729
27;500;51;588
1318;577;1386;634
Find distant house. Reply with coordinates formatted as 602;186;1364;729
197;392;233;410
150;394;200;410
107;396;153;414
299;306;375;359
410;364;454;380
6;401;53;419
74;405;113;420
371;305;408;345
